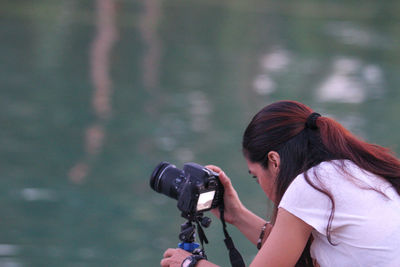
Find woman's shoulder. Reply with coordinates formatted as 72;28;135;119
284;160;372;198
303;159;396;199
297;159;349;185
307;159;372;183
310;159;355;173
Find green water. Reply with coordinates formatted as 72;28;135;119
1;0;400;266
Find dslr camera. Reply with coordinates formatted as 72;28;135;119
150;162;224;219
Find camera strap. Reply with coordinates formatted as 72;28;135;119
195;219;208;247
219;205;246;267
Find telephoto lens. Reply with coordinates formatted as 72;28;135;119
150;162;186;200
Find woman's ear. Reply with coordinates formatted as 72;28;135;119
267;151;280;169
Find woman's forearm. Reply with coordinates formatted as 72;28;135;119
233;207;272;245
197;259;220;267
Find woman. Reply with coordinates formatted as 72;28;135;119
161;100;400;267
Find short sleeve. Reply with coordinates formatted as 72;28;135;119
278;173;333;235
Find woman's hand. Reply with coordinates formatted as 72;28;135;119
160;249;219;267
160;248;191;267
205;165;245;226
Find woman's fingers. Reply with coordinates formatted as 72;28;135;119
218;171;233;188
205;165;221;173
160;258;169;267
205;165;233;190
163;248;177;258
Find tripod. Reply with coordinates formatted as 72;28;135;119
178;213;211;258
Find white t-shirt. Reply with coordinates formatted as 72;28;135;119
279;160;400;267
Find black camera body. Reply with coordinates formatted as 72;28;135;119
150;162;224;219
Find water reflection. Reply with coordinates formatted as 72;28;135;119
0;259;22;267
317;57;385;103
317;57;365;103
324;21;392;49
140;0;162;90
261;49;291;72
252;48;291;95
0;245;21;267
20;188;57;202
69;0;118;184
0;244;20;257
188;91;212;132
2;1;400;266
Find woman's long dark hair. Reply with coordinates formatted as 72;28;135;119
242;100;400;266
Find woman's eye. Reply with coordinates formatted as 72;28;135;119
248;171;257;180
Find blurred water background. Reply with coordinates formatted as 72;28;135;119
1;0;400;266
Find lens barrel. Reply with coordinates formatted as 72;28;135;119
149;162;184;200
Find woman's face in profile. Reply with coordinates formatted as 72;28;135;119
246;159;278;203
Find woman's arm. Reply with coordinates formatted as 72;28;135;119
250;208;312;267
233;206;272;246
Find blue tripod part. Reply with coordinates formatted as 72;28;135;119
178;242;200;252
